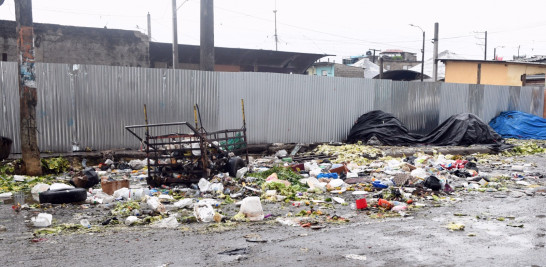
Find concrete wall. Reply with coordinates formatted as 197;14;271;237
0;20;149;67
334;64;364;78
313;65;335;76
383;60;420;71
445;60;546;86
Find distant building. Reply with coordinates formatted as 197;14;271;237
441;59;546;86
307;62;364;78
0;20;327;74
0;20;149;67
379;49;420;71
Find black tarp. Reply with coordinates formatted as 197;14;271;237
347;110;505;147
346;110;422;146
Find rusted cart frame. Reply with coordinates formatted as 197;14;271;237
125;100;249;185
125;122;212;184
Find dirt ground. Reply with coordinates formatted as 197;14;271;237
0;153;545;267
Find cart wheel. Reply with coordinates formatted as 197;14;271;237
228;157;245;177
39;188;87;204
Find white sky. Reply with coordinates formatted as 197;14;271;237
1;0;545;63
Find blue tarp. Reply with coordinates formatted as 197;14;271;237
489;111;546;139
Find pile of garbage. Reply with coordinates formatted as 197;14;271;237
1;140;545;236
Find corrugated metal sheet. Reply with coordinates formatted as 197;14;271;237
1;62;544;153
0;62;19;152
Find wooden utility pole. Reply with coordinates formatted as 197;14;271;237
15;0;42;175
369;48;380;63
200;0;214;71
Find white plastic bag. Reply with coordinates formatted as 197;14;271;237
32;213;52;227
174;198;194;209
151;216;179;228
198;178;211;192
194;203;215;222
239;196;264;221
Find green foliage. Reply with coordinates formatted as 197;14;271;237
41;157;70;174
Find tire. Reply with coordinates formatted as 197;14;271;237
227;157;245;178
39;188;88;204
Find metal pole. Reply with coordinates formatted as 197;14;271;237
200;0;214;71
494;48;496;61
432;22;439;81
421;30;425;81
15;0;42;175
379;57;384;79
172;0;178;69
484;31;487;61
147;12;152;41
273;9;278;51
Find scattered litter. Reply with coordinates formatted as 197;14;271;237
32;213;53;227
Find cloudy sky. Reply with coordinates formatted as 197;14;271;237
1;0;545;62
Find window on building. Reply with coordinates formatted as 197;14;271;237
1;53;7;62
322;70;327;76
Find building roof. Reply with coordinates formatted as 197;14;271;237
382;49;405;53
512;55;546;63
440;58;546;66
150;42;330;74
410;50;466;80
349;58;383;79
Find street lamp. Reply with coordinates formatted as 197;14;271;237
494;46;504;61
409;24;425;82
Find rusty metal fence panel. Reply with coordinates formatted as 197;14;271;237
1;62;544;153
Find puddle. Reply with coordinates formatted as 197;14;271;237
218;248;249;256
1;192;39;205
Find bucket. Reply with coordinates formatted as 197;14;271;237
0;136;12;160
356;198;367;209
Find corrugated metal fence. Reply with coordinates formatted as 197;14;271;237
1;62;544;153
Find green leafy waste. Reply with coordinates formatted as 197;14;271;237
0;174;61;194
261;181;306;200
250;165;304;186
41;157;70;174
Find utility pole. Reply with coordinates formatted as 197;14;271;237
369;48;380;63
273;9;278;51
410;24;425;82
432;22;439;81
147;12;152;41
172;0;178;69
15;0;42;175
200;0;214;71
379;57;384;79
484;31;487;60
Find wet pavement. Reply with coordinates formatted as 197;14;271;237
0;143;545;266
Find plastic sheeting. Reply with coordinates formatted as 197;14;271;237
489;111;546;139
347;110;504;146
346;110;422;146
